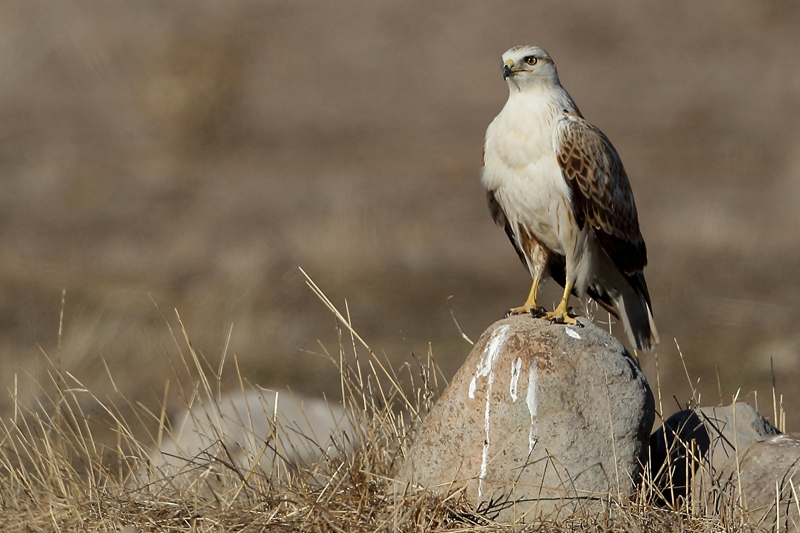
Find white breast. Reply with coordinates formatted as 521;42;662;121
481;90;572;254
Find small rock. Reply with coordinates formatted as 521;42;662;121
715;434;800;529
399;316;654;522
697;403;781;463
649;403;779;503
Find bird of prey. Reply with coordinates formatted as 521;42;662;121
482;45;658;351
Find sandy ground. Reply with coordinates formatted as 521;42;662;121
1;0;800;427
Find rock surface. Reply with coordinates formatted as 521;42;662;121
399;315;655;522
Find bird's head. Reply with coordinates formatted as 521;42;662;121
501;45;559;91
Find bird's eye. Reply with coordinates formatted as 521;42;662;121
524;56;537;66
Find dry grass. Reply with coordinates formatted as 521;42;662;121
0;274;781;532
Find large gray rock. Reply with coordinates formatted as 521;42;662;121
399;316;655;522
148;389;354;481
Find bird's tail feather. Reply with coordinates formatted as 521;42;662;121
614;272;659;352
594;255;659;352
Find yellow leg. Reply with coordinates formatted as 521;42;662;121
505;277;546;317
523;278;538;308
543;280;579;325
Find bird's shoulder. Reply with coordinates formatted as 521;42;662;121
554;111;647;272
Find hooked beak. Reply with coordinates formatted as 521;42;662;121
502;59;515;80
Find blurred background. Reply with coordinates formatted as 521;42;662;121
1;0;799;428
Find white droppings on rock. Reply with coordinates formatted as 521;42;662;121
526;357;538;454
470;324;510;497
479;377;492;498
566;327;581;340
510;357;522;402
469;325;510;399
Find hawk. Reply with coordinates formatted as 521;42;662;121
482;45;659;351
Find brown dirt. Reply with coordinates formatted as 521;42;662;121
1;0;800;429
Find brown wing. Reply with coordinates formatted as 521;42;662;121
554;113;647;274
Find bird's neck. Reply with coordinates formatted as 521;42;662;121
505;82;575;121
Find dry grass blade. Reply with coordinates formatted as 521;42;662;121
0;273;781;532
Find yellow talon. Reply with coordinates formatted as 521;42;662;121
505;277;545;317
543;280;580;325
542;303;579;325
506;304;546;317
